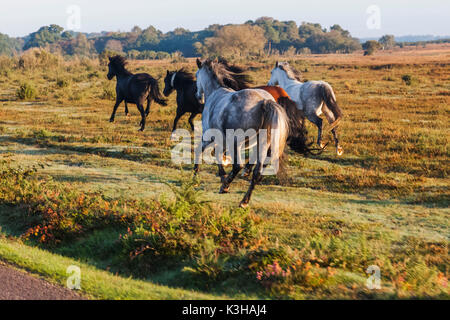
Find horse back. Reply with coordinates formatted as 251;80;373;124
255;86;290;101
127;73;155;100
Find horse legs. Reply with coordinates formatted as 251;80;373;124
193;141;211;176
241;162;254;177
307;113;324;148
124;102;129;116
240;140;271;207
331;128;343;156
145;98;152;117
217;164;227;183
188;113;198;131
137;103;146;131
219;142;243;193
323;107;343;156
110;98;123;122
219;164;242;194
240;163;262;208
172;110;185;133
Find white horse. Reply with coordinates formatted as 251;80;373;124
194;59;305;207
268;62;343;155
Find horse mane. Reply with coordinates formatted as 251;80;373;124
202;58;252;91
278;62;302;81
175;68;195;82
109;55;133;76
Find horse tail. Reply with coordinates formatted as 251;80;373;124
321;83;342;131
260;100;289;179
277;97;313;155
149;78;168;106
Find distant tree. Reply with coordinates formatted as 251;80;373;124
24;24;64;50
379;35;395;50
61;31;73;40
330;24;350;37
0;33;23;56
60;33;95;57
284;46;297;57
363;40;381;55
104;39;123;53
298;22;325;39
131;26;142;34
202;25;266;58
127;49;141;59
134;26;162;50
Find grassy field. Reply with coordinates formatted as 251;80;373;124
0;45;448;299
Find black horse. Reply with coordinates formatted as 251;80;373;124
107;55;167;131
163;69;204;132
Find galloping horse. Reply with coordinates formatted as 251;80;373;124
268;62;344;155
163;69;204;133
107;55;167;131
194;59;306;207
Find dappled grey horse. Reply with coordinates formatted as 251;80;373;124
268;62;344;155
194;59;306;207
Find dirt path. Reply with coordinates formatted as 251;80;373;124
0;262;86;300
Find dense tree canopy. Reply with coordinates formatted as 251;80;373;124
199;25;266;58
379;35;396;50
23;24;65;50
0;33;23;56
363;40;382;56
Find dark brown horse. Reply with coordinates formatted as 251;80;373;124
163;69;203;133
107;55;167;131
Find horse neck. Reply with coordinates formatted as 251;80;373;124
280;72;301;88
170;73;178;90
202;75;221;98
115;69;133;80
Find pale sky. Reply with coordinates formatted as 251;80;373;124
0;0;449;38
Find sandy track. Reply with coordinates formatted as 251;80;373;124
0;262;86;300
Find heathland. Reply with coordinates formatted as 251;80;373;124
0;44;448;299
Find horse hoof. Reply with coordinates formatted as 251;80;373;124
219;186;229;194
222;155;232;166
241;171;250;178
139;128;144;132
109;118;115;123
337;147;344;156
319;142;326;149
239;201;248;209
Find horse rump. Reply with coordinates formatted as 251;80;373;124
260;100;289;179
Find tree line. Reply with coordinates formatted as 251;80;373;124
0;18;363;58
1;17;444;59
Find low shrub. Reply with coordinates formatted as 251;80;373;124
16;82;37;100
401;74;413;85
118;180;263;273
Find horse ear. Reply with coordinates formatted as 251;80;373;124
167;70;170;75
275;61;279;68
196;58;202;69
